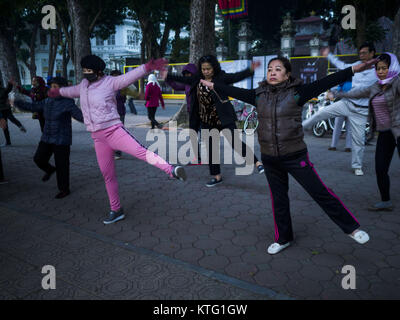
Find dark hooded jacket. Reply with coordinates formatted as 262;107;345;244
166;67;254;131
15;96;83;145
166;63;198;112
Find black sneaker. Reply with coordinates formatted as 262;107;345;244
20;126;27;133
103;209;125;225
172;166;187;181
206;178;223;187
257;164;265;174
55;190;70;199
42;168;56;182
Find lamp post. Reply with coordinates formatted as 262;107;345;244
309;34;320;56
280;13;295;58
216;39;228;61
238;21;252;60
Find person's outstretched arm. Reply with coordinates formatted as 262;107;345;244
296;58;378;106
222;68;254;85
333;87;372;100
201;80;256;106
59;83;82;99
166;80;186;91
111;59;168;91
165;73;197;86
67;100;84;123
14;98;46;112
327;53;353;70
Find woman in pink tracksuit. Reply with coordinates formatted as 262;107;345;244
48;55;186;224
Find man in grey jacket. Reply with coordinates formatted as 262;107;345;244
303;43;378;176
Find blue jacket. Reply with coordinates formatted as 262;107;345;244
15;97;83;145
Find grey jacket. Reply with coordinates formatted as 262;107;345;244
335;75;400;138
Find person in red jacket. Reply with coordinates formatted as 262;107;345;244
17;76;48;132
145;74;165;129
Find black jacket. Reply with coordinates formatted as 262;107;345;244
15;96;84;146
213;67;354;156
0;82;13;112
166;68;254;130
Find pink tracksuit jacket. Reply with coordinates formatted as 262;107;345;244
59;65;147;132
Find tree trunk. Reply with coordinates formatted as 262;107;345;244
67;0;92;83
159;20;172;57
167;0;216;128
0;29;21;85
189;0;216;64
355;4;367;49
393;7;400;59
29;22;39;79
48;29;60;77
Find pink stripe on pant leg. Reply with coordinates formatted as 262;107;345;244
93;137;121;212
109;126;174;177
306;153;360;225
267;184;279;243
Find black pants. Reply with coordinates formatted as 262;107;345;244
1;109;23;145
261;150;360;245
147;107;160;128
0;148;4;180
37;111;45;132
375;131;400;201
201;122;259;176
128;98;137;114
34;141;70;192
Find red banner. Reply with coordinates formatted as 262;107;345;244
218;0;248;19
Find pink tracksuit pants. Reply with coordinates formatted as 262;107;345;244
91;124;174;211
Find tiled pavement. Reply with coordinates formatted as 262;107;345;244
1;112;400;300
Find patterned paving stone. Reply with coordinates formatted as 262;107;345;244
1;116;400;299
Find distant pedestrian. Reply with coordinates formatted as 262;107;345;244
145;74;165;129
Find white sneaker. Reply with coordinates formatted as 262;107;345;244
349;230;369;244
354;168;364;176
267;242;291;255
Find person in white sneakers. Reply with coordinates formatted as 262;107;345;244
200;56;373;255
303;43;378;176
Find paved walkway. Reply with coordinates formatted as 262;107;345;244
1;113;400;300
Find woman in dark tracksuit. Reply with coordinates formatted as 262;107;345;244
200;56;377;254
165;55;264;187
13;77;84;199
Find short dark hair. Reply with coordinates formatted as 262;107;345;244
359;42;376;54
198;55;222;78
49;76;68;87
267;56;292;74
376;53;391;67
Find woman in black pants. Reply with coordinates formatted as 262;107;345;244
330;53;400;212
200;56;377;254
165;55;264;187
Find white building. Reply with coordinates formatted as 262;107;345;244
18;18;170;86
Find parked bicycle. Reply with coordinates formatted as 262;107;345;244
233;100;259;135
